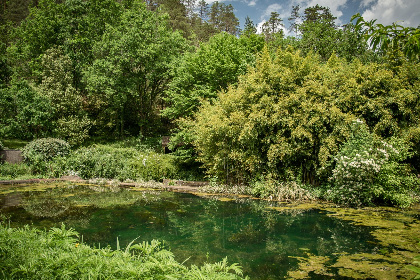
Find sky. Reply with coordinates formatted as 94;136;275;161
204;0;420;35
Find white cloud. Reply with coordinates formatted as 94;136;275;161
261;3;284;19
248;0;257;6
361;0;420;27
256;20;266;33
360;0;376;8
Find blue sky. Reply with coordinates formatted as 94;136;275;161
204;0;420;35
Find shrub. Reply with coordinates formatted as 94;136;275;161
22;138;70;175
0;162;34;180
251;178;314;201
0;223;247;280
330;120;419;207
0;140;4;151
22;138;70;163
54;145;177;181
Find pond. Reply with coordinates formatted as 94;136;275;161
0;182;419;279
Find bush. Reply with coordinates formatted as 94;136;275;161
21;138;70;175
0;140;3;151
22;138;70;163
0;162;34;180
330;120;419;207
0;223;247;280
54;145;177;181
251;178;314;201
189;48;420;186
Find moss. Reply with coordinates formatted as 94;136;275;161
286;204;420;279
332;252;417;279
287;253;333;279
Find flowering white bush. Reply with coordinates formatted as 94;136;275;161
330;120;418;207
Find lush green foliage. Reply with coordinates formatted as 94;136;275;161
53;144;177;182
21;138;70;175
0;80;54;139
352;14;420;62
189;47;420;206
2;1;420;207
0;223;247;280
0;140;3;151
22;138;70;164
329;120;418;207
0;162;35;180
163;32;263;121
85;1;187;136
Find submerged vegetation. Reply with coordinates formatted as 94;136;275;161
0;182;418;279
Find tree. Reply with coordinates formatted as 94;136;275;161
38;47;91;146
163;32;259;121
0;79;54;139
352;13;420;62
158;0;192;38
262;12;284;42
242;16;257;36
303;4;336;27
189;47;420;185
208;1;239;35
197;0;208;20
335;23;374;62
298;5;338;60
84;1;187;137
288;5;300;35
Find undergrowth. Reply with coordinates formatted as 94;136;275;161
0;223;247;280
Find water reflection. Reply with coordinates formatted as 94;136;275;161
0;183;417;279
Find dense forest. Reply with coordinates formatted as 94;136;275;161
1;0;420;207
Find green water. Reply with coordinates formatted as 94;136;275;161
0;182;418;279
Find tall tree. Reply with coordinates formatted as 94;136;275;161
181;0;196;19
209;1;239;35
242;15;256;36
197;0;208;20
262;12;284;42
85;1;187;136
288;5;300;35
303;4;336;27
298;5;338;60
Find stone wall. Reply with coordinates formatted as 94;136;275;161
0;150;23;164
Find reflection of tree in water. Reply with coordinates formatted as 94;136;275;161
23;198;70;217
1;184;401;279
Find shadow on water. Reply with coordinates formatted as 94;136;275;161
0;182;419;279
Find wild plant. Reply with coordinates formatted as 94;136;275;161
0;223;247;279
330;120;418;207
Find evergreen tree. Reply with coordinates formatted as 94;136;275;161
197;0;208;21
288;5;300;35
262;12;284;42
242;15;256;36
209;1;239;35
303;4;336;27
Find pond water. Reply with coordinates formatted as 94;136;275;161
0;182;419;279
